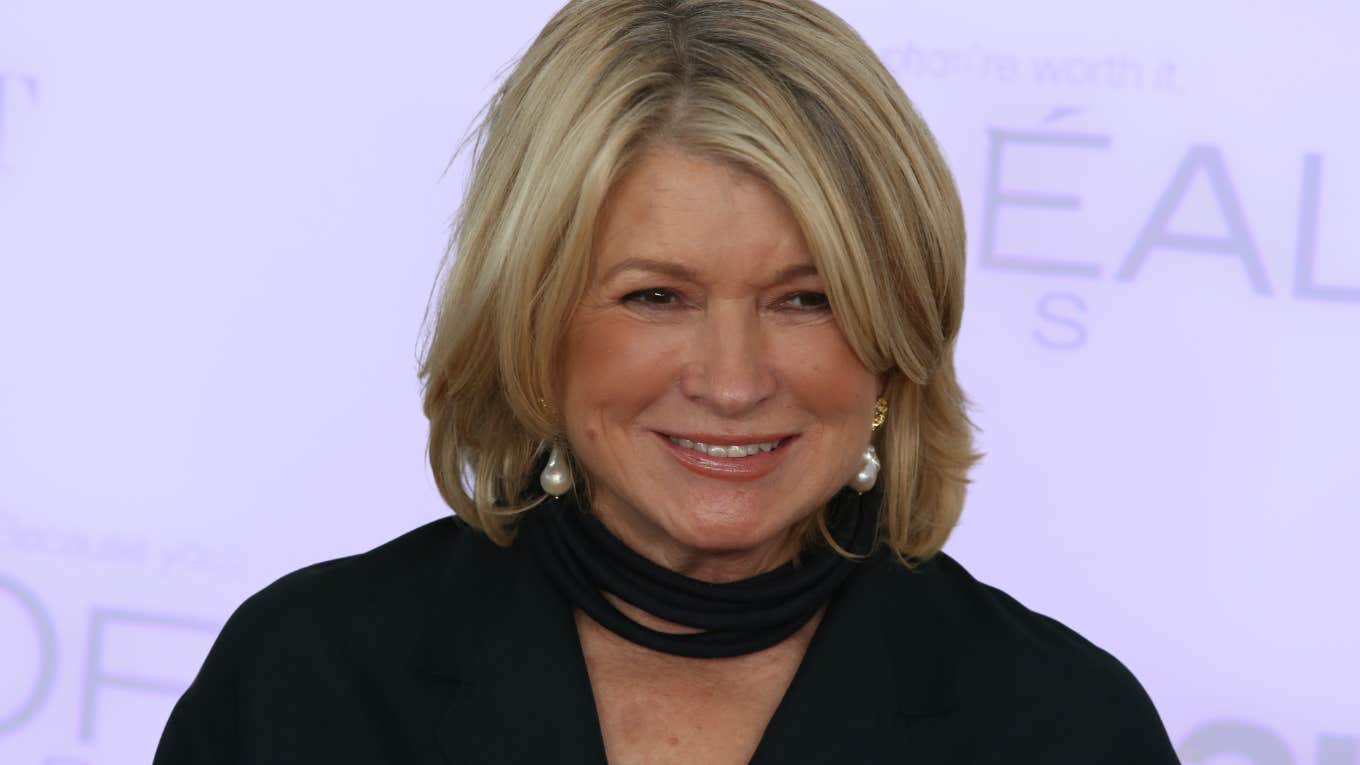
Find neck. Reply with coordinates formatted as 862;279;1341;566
522;486;877;659
577;595;828;673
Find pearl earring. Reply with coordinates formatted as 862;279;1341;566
849;445;880;493
539;443;573;497
849;397;887;493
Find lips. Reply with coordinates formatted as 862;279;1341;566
654;431;796;481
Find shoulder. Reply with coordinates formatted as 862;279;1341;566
918;551;1142;684
867;549;1178;761
213;515;465;643
214;515;483;669
237;515;469;617
155;516;482;762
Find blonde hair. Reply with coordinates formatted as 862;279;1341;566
418;0;983;564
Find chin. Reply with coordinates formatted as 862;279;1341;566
661;500;798;556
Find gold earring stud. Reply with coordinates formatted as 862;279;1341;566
871;397;887;430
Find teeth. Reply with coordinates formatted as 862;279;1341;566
668;436;783;458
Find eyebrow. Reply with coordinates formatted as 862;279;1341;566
598;257;820;285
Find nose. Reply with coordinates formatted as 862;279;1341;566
678;300;777;417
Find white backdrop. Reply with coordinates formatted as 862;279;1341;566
1;1;1356;763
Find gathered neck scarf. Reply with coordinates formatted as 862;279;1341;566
520;486;880;659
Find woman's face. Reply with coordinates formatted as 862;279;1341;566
561;147;882;580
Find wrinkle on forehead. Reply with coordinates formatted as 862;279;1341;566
591;149;814;285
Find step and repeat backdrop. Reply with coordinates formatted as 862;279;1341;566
2;1;1356;762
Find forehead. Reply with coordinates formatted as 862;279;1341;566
591;148;813;279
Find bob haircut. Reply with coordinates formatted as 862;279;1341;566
419;0;983;564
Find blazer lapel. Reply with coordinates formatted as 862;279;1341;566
411;523;608;765
749;551;962;764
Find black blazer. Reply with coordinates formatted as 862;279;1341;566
154;515;1180;764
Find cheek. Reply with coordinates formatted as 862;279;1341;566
562;313;676;442
778;325;877;417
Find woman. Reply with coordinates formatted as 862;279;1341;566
156;1;1179;762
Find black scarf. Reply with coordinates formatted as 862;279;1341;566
520;486;880;659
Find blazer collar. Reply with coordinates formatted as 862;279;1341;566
412;520;961;764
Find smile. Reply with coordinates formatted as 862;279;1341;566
666;436;783;458
654;431;795;481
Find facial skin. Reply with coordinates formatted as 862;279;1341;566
560;146;883;584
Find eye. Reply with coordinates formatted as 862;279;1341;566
779;291;830;311
620;287;682;307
